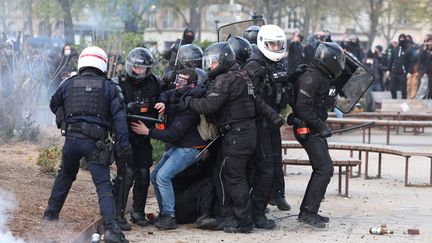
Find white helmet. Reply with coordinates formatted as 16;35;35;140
77;46;108;73
257;25;287;62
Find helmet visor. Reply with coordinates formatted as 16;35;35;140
125;61;152;79
264;40;285;53
180;57;202;68
202;54;220;71
337;53;346;71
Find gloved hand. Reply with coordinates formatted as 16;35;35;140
272;114;285;127
318;124;332;138
116;144;132;167
176;96;192;112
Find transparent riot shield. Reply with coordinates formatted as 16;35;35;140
217;19;265;42
335;52;374;113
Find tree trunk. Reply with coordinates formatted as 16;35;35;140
57;0;74;44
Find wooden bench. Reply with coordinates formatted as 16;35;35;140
282;140;432;187
283;154;360;197
325;117;432;145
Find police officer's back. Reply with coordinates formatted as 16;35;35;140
44;46;130;243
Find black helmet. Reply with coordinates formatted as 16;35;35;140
314;42;346;78
243;25;261;44
202;42;236;79
227;36;252;66
195;67;209;86
125;47;154;82
177;44;203;69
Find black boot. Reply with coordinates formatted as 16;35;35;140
195;214;218;229
223;217;253;233
104;223;129;243
154;214;177;230
269;197;291;211
253;214;275;229
298;212;326;228
298;211;329;223
42;210;59;221
130;211;149;226
117;215;131;231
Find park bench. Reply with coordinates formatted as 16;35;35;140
325;117;432;145
282;153;360;197
282;140;432;187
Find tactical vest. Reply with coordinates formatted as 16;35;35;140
216;69;256;126
261;61;291;111
64;76;109;122
119;74;160;119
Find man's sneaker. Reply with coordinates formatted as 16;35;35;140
154;214;177;230
117;215;131;231
298;212;326;228
268;197;291;211
130;211;149;226
42;210;59;221
195;214;218;229
253;215;275;229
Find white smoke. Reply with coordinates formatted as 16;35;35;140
0;189;26;243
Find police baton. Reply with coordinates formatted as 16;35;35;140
332;121;375;134
194;134;221;161
127;114;163;123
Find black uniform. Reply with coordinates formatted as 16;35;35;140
287;41;306;74
293;63;334;218
389;40;414;99
112;73;161;224
244;50;290;218
44;68;129;235
188;63;257;231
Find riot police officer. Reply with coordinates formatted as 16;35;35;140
181;42;257;233
112;47;165;230
243;25;260;55
291;42;345;228
43;46;130;243
162;28;195;87
243;24;291;229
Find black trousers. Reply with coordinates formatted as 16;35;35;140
296;131;333;214
390;73;407;99
220;120;257;227
251;119;284;217
114;135;153;215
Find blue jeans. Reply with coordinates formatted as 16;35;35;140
150;147;199;217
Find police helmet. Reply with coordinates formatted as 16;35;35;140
314;42;346;78
125;47;154;81
202;42;236;79
195;67;209;86
227;36;252;66
257;25;287;62
243;25;261;44
77;46;108;73
177;44;203;69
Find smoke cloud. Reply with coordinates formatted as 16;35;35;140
0;189;26;243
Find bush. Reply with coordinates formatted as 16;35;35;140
36;144;62;176
151;139;165;163
16;114;41;142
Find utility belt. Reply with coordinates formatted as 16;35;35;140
65;122;107;141
219;119;255;133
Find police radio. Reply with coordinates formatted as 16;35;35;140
127;98;150;115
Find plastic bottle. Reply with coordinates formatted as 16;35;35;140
369;226;394;235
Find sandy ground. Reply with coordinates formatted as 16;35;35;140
124;128;432;243
1;126;431;243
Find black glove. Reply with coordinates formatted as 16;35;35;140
318;124;332;138
272;114;285;128
116;144;132;167
176;96;192;112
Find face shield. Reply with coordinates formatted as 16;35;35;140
125;61;152;80
202;53;220;71
263;39;285;53
337;53;346;71
180;57;202;68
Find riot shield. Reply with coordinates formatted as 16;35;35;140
217;19;265;42
335;52;374;113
